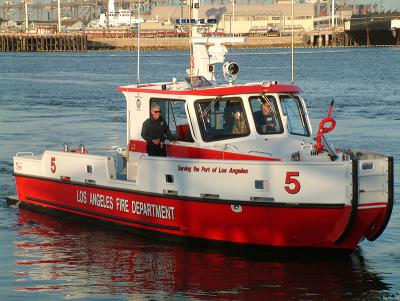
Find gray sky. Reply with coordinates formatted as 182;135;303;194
282;0;400;11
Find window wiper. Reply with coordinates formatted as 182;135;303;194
202;95;221;116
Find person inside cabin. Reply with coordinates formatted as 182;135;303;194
254;101;278;132
202;110;212;131
223;101;236;133
231;111;247;134
141;104;174;157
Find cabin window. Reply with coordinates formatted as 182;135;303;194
195;97;250;142
149;98;194;142
280;95;310;137
249;95;283;135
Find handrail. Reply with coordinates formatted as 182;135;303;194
15;152;34;157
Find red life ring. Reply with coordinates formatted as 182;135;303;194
315;117;336;152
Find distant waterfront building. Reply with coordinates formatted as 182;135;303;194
0;19;19;31
0;0;353;34
91;0;143;28
34;23;57;34
151;3;318;34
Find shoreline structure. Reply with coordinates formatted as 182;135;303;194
1;33;398;52
88;36;307;50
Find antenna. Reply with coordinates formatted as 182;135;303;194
24;1;29;32
291;0;294;83
231;0;235;36
189;0;194;81
108;0;115;14
136;0;140;87
57;0;61;32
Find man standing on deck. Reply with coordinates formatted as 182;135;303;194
141;104;174;157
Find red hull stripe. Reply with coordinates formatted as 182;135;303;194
14;174;345;209
15;175;388;249
129;140;281;161
27;196;181;231
118;84;302;96
358;202;387;207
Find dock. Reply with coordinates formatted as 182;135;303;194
1;29;399;52
345;14;400;47
308;29;347;47
0;33;87;51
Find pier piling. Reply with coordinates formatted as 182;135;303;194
0;33;87;52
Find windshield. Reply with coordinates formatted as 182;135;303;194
195;97;250;141
249;95;283;135
280;95;310;136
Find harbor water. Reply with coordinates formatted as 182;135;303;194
0;47;399;300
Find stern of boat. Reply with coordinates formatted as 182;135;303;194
354;150;394;242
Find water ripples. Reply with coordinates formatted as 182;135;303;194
0;48;399;300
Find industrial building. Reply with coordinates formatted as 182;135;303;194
0;0;390;35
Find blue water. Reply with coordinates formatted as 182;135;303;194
1;47;399;300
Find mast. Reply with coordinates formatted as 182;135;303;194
291;0;294;83
24;1;28;31
57;0;61;32
231;0;235;35
189;0;193;80
108;0;115;13
136;0;141;87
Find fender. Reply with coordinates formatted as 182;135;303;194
333;159;359;244
366;156;394;241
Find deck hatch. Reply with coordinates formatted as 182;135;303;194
250;197;274;202
201;193;219;199
163;189;178;196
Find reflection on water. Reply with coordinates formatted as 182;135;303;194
11;208;393;300
2;48;399;300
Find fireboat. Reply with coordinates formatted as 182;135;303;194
11;1;394;252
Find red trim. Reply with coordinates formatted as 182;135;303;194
118;84;302;96
129;140;281;161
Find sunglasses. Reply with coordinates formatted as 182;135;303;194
153;110;161;113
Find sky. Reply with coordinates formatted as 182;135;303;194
342;1;399;11
330;0;398;11
275;0;400;11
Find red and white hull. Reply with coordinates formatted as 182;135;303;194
14;159;393;251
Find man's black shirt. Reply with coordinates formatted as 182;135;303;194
141;116;173;156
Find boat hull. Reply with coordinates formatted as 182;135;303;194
14;174;388;251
